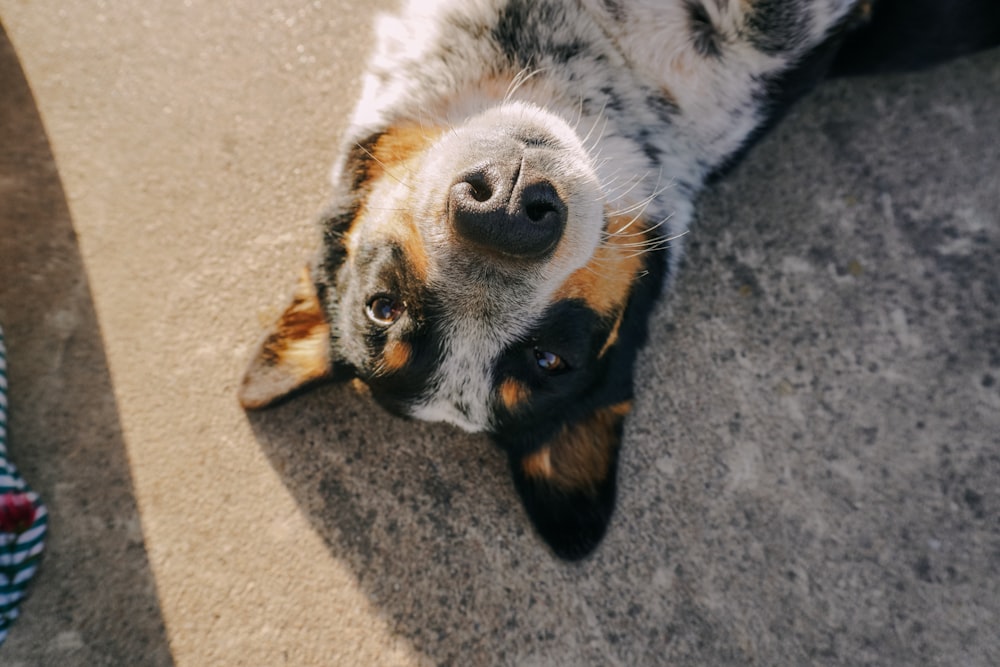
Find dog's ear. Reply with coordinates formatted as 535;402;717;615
507;401;631;561
239;266;345;409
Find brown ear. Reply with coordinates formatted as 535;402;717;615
508;401;631;560
239;266;336;409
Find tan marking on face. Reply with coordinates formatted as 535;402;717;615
607;400;632;417
345;200;428;282
522;447;554;480
380;339;412;373
346;125;442;280
521;400;633;492
351;378;371;396
395;214;429;282
364;124;444;184
597;310;624;359
499;377;531;411
554;215;648;316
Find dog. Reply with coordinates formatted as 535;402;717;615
239;0;1000;559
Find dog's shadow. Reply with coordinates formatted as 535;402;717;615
246;383;566;657
247;381;520;569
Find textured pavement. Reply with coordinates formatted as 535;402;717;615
1;2;998;665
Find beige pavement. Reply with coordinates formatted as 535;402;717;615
1;2;998;666
2;1;420;665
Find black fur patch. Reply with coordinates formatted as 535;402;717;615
687;1;722;58
492;0;614;70
646;87;681;124
745;0;812;54
491;300;608;437
508;421;622;561
601;0;627;23
493;0;571;67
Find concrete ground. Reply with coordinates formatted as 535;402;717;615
0;1;997;665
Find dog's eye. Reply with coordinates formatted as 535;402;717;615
533;348;567;373
366;295;405;325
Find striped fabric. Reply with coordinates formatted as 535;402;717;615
0;325;48;647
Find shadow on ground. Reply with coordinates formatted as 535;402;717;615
0;24;174;666
247;53;1000;666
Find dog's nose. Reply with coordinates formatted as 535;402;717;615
449;161;566;258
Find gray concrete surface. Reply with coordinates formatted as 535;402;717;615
1;1;997;665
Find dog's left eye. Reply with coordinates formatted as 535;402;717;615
366;295;405;325
534;348;567;373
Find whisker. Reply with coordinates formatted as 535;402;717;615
604;176;675;234
503;67;547;104
579;99;610;149
606;213;682;242
354;142;413;189
584;113;610;155
588;146;606;169
602;170;644;198
571;86;586;132
600;215;685;253
603;169;672;219
599;230;688;259
604;176;656;212
592;156;613;174
503;67;527;102
604;191;666;237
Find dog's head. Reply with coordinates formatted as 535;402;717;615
241;100;667;559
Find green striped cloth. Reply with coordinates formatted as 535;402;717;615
0;324;47;646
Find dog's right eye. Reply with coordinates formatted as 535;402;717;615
366;295;405;325
533;348;568;374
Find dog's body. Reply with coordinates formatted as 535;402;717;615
240;0;1000;559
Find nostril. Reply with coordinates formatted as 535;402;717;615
519;181;566;224
464;173;494;203
525;200;558;223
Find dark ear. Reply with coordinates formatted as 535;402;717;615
507;401;631;561
239;266;344;409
